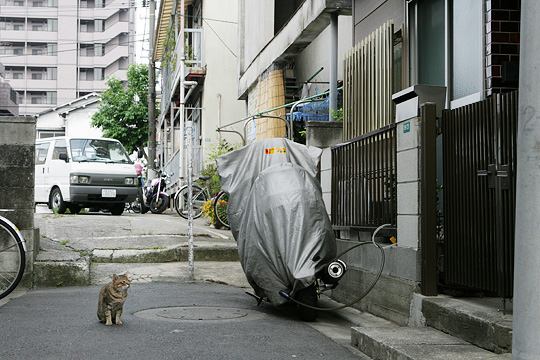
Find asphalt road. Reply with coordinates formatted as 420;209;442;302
0;282;365;360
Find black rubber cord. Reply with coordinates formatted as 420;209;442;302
279;240;386;312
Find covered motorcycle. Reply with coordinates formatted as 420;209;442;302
216;138;340;312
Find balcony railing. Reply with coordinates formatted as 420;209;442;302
184;28;203;69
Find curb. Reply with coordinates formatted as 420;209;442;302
91;245;239;263
33;245;239;288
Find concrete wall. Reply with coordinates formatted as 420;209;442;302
0;116;37;286
294;15;352;97
201;0;247;156
239;0;274;76
353;0;404;44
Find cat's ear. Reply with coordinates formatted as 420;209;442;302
123;272;132;280
112;274;118;281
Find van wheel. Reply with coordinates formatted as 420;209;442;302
110;204;124;216
50;188;67;214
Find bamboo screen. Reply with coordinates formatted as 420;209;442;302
343;21;394;140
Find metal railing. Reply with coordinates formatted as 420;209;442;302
331;123;397;229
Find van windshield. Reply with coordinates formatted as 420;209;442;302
70;139;132;164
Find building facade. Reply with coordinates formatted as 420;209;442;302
153;0;246;191
0;63;19;115
0;0;135;115
35;92;101;139
237;0;352;141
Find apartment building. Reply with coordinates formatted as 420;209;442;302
0;0;135;115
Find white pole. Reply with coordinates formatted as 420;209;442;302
513;1;540;358
186;119;194;280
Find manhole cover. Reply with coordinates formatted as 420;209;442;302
134;306;265;323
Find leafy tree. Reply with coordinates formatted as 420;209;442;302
91;64;154;154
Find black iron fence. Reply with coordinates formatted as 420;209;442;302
331;124;397;229
442;91;517;298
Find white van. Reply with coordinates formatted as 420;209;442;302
35;136;138;215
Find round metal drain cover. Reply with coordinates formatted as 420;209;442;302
134;306;264;323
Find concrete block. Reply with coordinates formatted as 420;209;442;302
397;149;419;183
320;168;332;193
422;296;512;354
0;117;36;145
337;239;420;282
33;258;90;287
321;147;332;171
408;293;427;327
397;181;419;215
0;145;35;168
331;264;418;325
351;327;501;360
0;190;35;210
0;167;35;190
305;121;343;147
322;192;331;215
0;209;34;230
397;215;419;249
397;117;421;151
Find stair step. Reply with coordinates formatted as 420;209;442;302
422;296;512;353
90;261;249;288
91;245;239;263
351;327;511;360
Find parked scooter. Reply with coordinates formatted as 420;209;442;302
142;171;170;214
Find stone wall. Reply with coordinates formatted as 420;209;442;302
0;116;37;286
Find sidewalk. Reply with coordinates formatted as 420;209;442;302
33;206;246;287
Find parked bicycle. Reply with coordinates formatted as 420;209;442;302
173;177;230;229
213;191;229;229
0;211;27;299
174;176;211;220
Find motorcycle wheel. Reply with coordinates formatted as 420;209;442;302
150;193;169;214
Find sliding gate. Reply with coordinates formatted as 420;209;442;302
442;91;518;298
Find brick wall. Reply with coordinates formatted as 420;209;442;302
0;116;36;286
485;0;521;96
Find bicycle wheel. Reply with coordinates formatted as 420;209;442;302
213;191;230;229
0;217;26;300
174;185;207;219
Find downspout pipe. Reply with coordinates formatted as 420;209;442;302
329;12;339;116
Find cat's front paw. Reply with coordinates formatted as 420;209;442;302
105;320;113;326
116;319;123;325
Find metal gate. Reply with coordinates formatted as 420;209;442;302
442;91;517;297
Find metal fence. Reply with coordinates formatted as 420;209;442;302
442;91;518;298
331;124;397;229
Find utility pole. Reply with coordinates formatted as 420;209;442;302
147;0;157;175
513;1;540;358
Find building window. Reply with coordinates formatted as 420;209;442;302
95;67;104;80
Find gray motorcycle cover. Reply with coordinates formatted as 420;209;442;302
216;138;336;305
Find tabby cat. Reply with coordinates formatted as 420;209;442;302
97;273;131;326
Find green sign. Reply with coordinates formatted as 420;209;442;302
403;121;411;133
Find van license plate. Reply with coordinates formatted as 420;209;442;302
102;189;116;198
